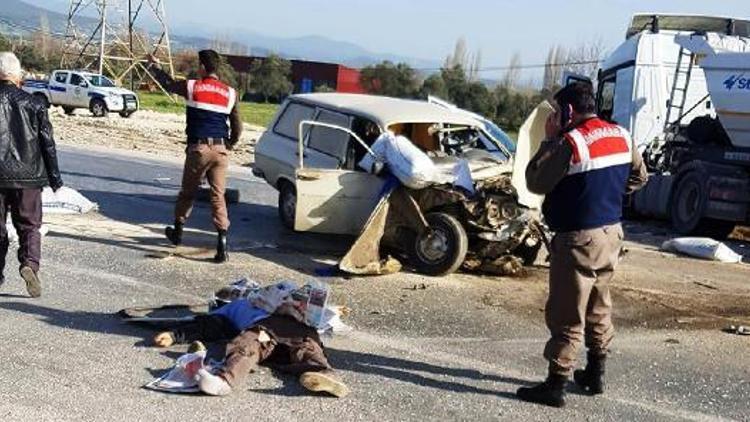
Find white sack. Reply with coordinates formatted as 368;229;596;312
359;133;443;189
661;237;743;263
42;186;98;214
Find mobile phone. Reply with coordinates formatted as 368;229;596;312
559;103;572;129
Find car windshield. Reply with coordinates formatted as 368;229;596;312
483;120;516;155
85;75;116;87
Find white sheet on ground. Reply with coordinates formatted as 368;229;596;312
42;186;98;214
661;237;743;263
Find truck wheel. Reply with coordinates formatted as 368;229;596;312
278;182;296;230
90;98;108;117
670;171;708;235
33;93;49;108
62;106;75;115
411;212;468;276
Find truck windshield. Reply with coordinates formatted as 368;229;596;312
86;75;116;87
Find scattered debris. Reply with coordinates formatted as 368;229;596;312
664;338;681;344
723;325;750;336
661;237;743;263
693;281;719;290
144;350;207;394
405;283;429;291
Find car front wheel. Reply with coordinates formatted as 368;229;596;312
90;98;108;117
411;212;468;276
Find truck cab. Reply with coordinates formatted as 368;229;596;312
590;14;750;237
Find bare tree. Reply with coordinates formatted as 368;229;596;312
563;38;606;80
543;45;566;90
445;37;470;69
502;51;521;89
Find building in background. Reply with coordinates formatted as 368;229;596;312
223;54;365;96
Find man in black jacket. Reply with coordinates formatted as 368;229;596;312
0;52;63;297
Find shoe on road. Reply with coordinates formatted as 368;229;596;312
299;371;350;398
20;266;41;298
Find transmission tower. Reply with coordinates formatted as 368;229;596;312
61;0;174;93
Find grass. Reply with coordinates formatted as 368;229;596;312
136;91;279;128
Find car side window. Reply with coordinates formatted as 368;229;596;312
54;72;68;84
307;109;351;162
273;102;316;140
69;74;85;87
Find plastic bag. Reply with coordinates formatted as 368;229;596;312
42;186;98;214
661;237;743;263
359;133;444;189
144;350;206;393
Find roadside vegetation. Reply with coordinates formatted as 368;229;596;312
137;91;278;128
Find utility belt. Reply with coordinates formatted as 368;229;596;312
187;137;226;146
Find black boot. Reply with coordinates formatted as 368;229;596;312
165;222;183;246
574;352;606;395
516;373;567;408
214;230;228;263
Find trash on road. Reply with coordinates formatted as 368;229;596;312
661;237;743;263
42;186;98;214
144;350;207;394
723;325;750;336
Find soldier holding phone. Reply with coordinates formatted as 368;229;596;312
517;82;648;407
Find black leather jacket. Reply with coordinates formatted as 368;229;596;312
0;81;63;190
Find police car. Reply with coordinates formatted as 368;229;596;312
23;69;139;118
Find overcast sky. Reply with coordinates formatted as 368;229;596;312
164;0;748;81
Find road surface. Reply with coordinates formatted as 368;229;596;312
0;146;746;421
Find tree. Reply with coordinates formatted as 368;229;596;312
502;52;521;89
419;73;448;99
441;64;469;105
360;61;419;98
171;49;241;95
249;54;293;102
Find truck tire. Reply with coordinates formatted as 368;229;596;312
90;98;108;118
62;106;75;115
411;212;468;276
278;181;296;230
670;171;708;235
33;93;49;108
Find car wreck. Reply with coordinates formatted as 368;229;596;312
253;94;549;276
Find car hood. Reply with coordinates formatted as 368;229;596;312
511;101;554;209
431;149;512;182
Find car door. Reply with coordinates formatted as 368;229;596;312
68;73;89;107
49;71;69;104
294;121;386;235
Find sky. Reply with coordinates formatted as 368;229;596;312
165;0;749;82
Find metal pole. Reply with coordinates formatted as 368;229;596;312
128;0;134;89
98;0;106;75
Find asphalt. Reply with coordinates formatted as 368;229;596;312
0;145;746;422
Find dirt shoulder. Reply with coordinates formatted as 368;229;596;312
50;107;265;167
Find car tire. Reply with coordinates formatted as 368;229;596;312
33;93;49;108
278;182;296;230
411;212;468;276
62;106;76;115
90;98;108;118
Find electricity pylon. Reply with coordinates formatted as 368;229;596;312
61;0;175;93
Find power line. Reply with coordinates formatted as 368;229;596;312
413;59;602;73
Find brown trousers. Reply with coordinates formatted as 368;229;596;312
173;315;332;388
544;223;623;377
175;144;229;231
0;188;42;275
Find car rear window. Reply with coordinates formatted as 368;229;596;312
308;109;351;160
274;102;316;140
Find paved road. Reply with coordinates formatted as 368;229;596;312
0;146;746;421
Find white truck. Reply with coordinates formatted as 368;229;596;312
22;69;139;118
573;14;750;238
